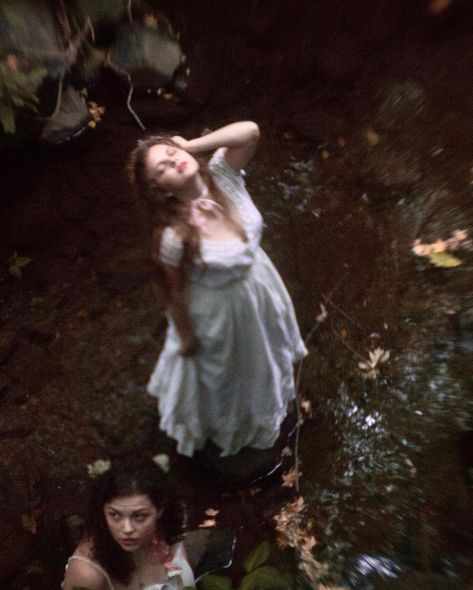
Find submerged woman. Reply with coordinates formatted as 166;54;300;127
128;121;307;458
62;458;194;590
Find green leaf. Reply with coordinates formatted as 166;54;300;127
0;103;15;134
15;257;31;268
243;540;271;573
427;252;462;268
200;574;233;590
239;566;288;590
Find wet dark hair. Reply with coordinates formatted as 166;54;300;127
86;457;186;585
127;136;247;301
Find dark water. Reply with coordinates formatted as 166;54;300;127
252;137;473;587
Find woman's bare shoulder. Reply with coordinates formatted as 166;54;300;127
63;542;108;590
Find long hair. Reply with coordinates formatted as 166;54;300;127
127;136;247;300
86;458;186;585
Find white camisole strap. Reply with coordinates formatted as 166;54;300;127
67;555;115;590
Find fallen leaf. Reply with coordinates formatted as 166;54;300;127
300;399;311;415
282;467;301;488
152;453;170;473
428;252;462;268
321;149;330;160
205;508;220;517
337;136;347;147
340;328;348;339
198;519;216;528
87;459;111;478
299;535;316;551
365;128;380;146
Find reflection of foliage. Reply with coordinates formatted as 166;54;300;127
0;63;46;133
199;541;288;590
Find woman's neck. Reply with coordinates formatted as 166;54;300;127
177;174;207;202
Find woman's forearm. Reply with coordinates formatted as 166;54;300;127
167;296;194;340
186;121;260;154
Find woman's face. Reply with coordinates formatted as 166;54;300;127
146;143;199;193
104;494;161;553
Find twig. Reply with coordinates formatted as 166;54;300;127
323;294;363;330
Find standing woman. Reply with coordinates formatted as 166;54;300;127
128;121;307;458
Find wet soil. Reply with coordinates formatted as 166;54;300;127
1;2;473;588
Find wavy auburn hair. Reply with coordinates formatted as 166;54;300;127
127;136;247;297
86;457;186;585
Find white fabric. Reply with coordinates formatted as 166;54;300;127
148;148;308;457
63;543;194;590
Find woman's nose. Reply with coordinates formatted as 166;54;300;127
122;518;134;533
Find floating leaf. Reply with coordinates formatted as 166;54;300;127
87;459;111;478
243;540;271;573
199;574;232;590
198;519;216;528
427;252;462;268
8;253;31;278
240;565;288;590
365;128;380;146
281;467;300;488
205;508;220;517
152;453;170;472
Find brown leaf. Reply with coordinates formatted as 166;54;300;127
282;467;300;488
198;519;216;528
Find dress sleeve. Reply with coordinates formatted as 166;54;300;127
208;148;263;245
208;148;247;193
159;226;184;267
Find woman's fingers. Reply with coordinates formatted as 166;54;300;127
171;135;189;150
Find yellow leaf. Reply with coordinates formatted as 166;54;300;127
88;120;96;128
321;149;330;160
365;129;380;146
427;252;462;268
205;508;220;517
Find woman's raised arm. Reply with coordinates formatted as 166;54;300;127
172;121;260;172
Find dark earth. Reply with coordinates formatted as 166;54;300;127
1;1;473;588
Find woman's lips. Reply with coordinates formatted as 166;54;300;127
177;161;187;172
120;538;138;545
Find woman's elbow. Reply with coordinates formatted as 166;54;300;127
248;121;260;142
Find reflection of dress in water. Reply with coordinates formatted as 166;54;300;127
147;149;308;457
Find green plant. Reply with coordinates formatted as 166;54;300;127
0;62;47;134
199;541;289;590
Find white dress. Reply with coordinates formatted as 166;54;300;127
63;543;194;590
147;149;308;457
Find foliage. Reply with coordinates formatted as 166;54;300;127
0;63;47;133
8;252;31;278
199;541;289;590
